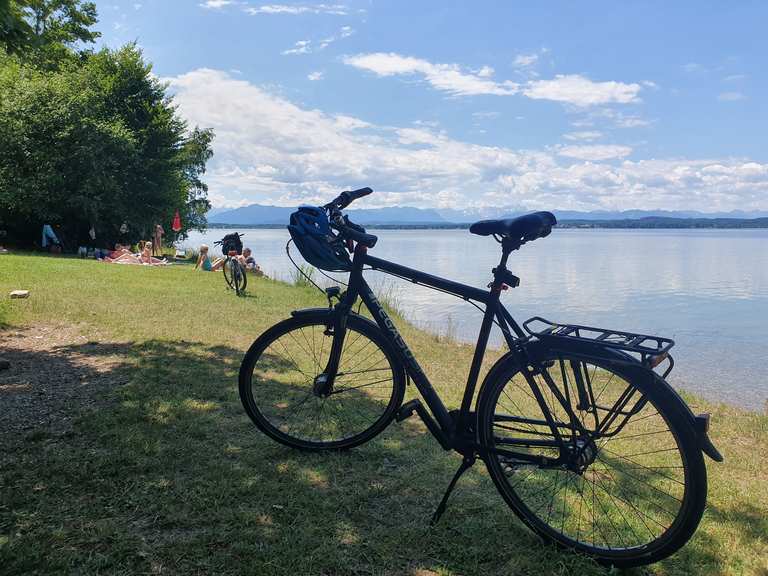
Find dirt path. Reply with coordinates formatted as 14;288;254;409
0;324;127;442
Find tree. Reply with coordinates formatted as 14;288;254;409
1;0;99;66
0;45;215;249
0;0;33;54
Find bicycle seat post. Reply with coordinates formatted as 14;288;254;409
489;237;520;290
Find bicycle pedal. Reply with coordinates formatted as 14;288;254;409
396;399;421;422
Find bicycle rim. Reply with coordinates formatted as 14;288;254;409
479;347;706;566
239;313;405;450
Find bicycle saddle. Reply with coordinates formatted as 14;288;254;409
469;211;557;242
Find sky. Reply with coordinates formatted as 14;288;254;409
95;1;767;212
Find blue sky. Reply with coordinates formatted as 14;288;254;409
95;1;767;212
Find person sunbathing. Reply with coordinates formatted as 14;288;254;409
104;242;166;265
195;244;224;271
106;243;131;259
139;242;168;265
104;246;142;264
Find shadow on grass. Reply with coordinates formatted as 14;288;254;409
0;336;746;575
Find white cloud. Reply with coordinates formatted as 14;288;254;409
524;75;642;106
558;145;632;161
165;68;768;212
345;53;642;106
318;25;354;49
282;40;311;55
723;74;747;82
200;0;234;8
718;91;745;101
282;26;354;55
245;3;349;15
476;65;494;78
307;71;324;81
133;2;142;9
343;53;519;96
572;108;651;129
513;53;539;68
563;131;602;142
614;116;650;128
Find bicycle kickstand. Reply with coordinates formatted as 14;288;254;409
430;454;476;526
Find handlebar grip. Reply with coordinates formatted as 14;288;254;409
344;227;378;248
326;187;373;210
345;187;373;202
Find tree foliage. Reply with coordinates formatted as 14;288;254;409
0;0;33;54
1;0;98;65
0;45;215;248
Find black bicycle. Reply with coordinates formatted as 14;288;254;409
239;188;722;567
214;234;247;296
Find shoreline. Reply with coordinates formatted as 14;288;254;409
207;220;768;230
3;251;763;414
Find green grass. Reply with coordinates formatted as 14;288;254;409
0;253;766;575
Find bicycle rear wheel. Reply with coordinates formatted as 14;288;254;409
223;258;236;290
239;312;406;450
233;261;247;295
477;342;706;567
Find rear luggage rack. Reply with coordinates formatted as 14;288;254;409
523;316;675;375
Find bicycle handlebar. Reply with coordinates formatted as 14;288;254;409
321;187;378;248
324;187;373;210
335;219;378;248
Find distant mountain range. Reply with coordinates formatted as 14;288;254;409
208;204;768;226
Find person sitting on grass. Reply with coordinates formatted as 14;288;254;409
195;244;224;271
238;247;263;275
139;242;167;265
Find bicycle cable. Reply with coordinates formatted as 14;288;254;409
285;239;349;295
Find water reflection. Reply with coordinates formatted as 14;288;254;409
185;228;768;409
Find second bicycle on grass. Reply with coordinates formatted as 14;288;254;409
214;233;247;296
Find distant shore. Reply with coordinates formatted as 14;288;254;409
208;216;768;230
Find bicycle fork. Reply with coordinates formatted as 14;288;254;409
312;306;350;397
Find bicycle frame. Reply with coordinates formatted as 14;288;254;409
321;241;558;456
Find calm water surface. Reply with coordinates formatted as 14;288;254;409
185;228;768;410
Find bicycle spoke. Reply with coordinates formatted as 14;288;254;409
246;319;398;448
487;353;692;554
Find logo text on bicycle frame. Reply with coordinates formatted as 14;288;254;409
367;291;424;377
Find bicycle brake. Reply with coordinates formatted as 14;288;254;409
325;286;343;307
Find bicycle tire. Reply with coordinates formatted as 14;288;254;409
477;341;707;567
235;261;247;295
239;311;406;451
223;258;236;290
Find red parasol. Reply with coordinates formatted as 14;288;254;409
172;209;182;232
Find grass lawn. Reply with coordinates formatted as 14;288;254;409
0;253;766;575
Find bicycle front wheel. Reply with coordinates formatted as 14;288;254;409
477;342;706;567
239;312;406;450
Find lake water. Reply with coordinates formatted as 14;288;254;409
184;228;768;410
